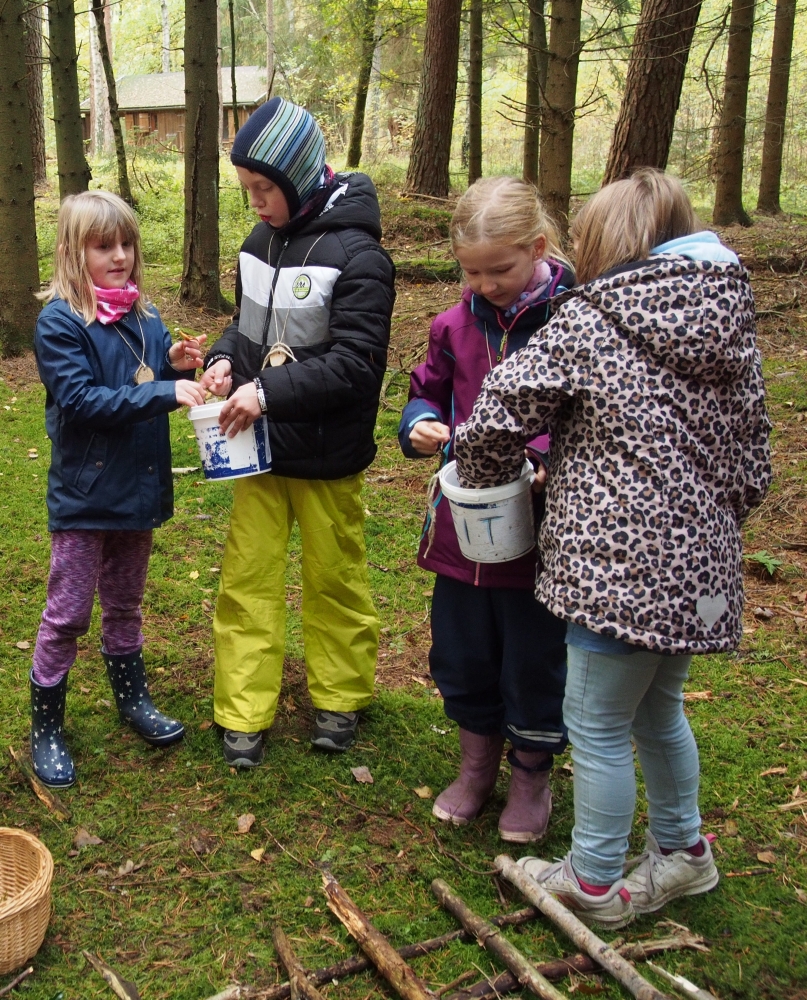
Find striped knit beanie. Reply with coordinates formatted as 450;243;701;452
231;97;326;216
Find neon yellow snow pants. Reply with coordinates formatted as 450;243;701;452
213;472;379;732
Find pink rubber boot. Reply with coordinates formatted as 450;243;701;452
432;730;505;825
498;749;552;843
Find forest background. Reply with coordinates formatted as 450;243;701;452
1;0;807;998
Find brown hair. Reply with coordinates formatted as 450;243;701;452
571;168;698;284
37;190;150;324
450;176;567;263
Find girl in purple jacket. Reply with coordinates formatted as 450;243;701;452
398;177;573;842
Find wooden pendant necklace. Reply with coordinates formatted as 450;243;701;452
112;313;154;384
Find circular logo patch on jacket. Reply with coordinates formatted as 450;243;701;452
292;274;312;299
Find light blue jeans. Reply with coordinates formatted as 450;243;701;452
564;645;701;885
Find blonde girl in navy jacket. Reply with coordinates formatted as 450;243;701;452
32;190;207;788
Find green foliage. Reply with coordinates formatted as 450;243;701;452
745;550;785;576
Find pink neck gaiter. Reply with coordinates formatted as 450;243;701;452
94;280;140;324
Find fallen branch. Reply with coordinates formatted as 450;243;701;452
0;967;34;997
202;989;242;1000
8;745;71;821
258;908;539;1000
82;952;141;999
645;961;718;1000
322;871;437;1000
495;855;672;1000
431;878;567;1000
272;925;329;1000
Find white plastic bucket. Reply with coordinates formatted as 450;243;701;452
188;401;272;481
438;460;535;563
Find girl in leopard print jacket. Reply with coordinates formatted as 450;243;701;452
454;169;771;927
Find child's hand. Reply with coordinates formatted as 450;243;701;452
219;382;261;438
169;332;207;371
198;359;233;397
531;463;547;493
410;420;451;456
175;380;207;408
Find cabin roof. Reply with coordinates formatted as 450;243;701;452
81;66;268;112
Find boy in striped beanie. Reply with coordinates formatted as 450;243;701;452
201;97;395;767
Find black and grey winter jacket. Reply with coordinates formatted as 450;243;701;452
210;172;395;479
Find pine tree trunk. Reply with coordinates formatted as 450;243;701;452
523;0;547;185
161;0;171;71
346;0;380;168
603;0;702;184
365;36;382;159
228;0;240;134
181;0;224;310
24;0;47;188
89;12;111;155
467;0;483;184
91;0;133;204
47;0;92;198
266;0;274;97
404;0;463;198
538;0;582;237
712;0;755;226
756;0;795;214
0;0;40;355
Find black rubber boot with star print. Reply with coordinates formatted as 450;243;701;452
30;670;76;788
102;648;185;746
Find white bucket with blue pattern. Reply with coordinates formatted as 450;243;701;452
188;401;272;481
439;460;535;563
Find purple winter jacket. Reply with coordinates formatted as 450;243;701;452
398;261;574;587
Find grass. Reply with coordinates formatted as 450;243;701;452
1;156;806;998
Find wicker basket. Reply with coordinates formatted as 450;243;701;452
0;828;54;974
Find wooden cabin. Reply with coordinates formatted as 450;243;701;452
81;66;268;152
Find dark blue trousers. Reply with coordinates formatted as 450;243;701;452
429;574;568;754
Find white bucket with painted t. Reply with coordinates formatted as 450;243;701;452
188;401;272;481
438;460;535;563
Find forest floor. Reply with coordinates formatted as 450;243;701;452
0;175;806;1000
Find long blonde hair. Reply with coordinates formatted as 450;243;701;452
572;168;698;284
450;176;567;263
38;190;150;324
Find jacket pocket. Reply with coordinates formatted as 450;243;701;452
73;433;108;494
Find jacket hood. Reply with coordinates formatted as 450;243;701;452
557;256;757;383
280;171;382;241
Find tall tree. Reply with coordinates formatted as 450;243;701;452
24;0;47;188
89;9;112;155
404;0;464;197
539;0;582;236
346;0;380;168
266;0;275;98
523;0;548;185
181;0;224;309
47;0;91;198
228;0;240;135
712;0;755;226
757;0;796;215
0;0;40;355
161;0;171;72
603;0;702;184
91;0;133;205
467;0;483;184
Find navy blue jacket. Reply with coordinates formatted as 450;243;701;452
35;298;186;531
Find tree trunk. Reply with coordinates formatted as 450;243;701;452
91;0;133;204
0;0;40;355
266;0;274;98
89;11;111;155
756;0;795;214
523;0;547;185
47;0;92;198
712;0;755;226
228;0;239;135
161;0;171;71
603;0;702;184
181;0;224;310
365;35;382;159
346;0;380;168
538;0;582;237
467;0;483;184
404;0;464;197
24;0;47;188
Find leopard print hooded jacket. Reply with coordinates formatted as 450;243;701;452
454;256;772;654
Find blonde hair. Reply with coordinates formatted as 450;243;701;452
38;190;150;324
572;168;698;284
450;176;567;263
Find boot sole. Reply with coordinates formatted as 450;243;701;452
432;802;475;825
137;727;186;747
35;773;76;790
499;797;552;843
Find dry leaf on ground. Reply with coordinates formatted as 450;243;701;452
237;813;256;834
760;766;787;776
413;786;432;799
351;765;374;784
683;691;712;701
15;640;30;650
250;847;265;861
199;719;213;731
73;828;103;848
757;851;777;864
117;859;135;876
724;818;740;836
